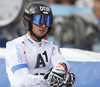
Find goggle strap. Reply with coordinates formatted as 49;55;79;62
24;12;32;21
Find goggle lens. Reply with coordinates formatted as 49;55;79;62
32;14;52;27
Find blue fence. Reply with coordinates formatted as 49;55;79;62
1;58;100;87
0;58;10;87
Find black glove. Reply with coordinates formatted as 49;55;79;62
64;72;76;87
44;63;68;87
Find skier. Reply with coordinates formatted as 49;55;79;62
5;2;75;87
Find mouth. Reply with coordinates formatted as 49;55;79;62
39;29;45;33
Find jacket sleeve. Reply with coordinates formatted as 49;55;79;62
51;43;71;72
6;41;45;86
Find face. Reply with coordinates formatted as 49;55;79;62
94;0;100;18
32;23;48;37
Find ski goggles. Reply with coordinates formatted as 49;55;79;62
32;14;52;27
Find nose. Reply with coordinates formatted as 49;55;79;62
41;23;46;27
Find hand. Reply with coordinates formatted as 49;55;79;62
64;72;76;87
44;63;68;87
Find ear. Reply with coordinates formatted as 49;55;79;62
28;20;32;31
47;26;52;33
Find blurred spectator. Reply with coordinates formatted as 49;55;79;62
52;0;100;50
93;0;100;22
75;0;94;8
48;0;77;38
75;0;87;7
0;23;26;47
92;0;100;52
53;12;100;50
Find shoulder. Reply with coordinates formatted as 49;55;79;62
42;39;57;46
6;35;26;48
42;39;59;50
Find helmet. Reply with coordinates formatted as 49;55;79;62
23;2;53;40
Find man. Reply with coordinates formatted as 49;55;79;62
5;2;75;87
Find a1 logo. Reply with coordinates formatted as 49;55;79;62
35;51;48;68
